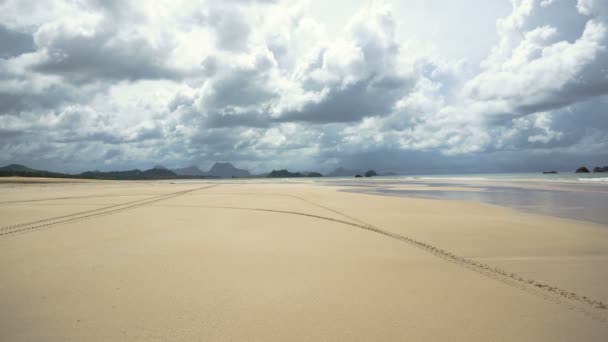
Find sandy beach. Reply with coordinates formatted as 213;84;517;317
1;178;607;341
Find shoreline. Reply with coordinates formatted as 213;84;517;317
318;178;608;226
4;176;608;225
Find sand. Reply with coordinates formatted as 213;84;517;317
1;179;607;341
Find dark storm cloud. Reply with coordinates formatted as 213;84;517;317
207;68;277;108
25;0;180;84
279;75;412;123
188;127;241;150
513;80;608;116
0;93;27;114
0;25;35;59
32;29;178;83
0;128;24;140
548;97;608;146
0;83;78;115
55;131;124;145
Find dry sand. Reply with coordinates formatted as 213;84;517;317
1;178;607;341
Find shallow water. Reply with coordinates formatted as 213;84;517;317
374;186;608;225
327;178;608;226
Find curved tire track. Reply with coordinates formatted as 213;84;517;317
0;185;217;237
179;204;607;318
206;191;369;225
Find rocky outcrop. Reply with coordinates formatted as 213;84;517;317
575;166;590;173
593;166;608;173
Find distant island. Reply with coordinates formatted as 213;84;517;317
329;167;394;177
365;170;378;177
267;170;323;178
575;166;608;173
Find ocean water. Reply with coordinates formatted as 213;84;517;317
322;173;608;225
335;172;608;184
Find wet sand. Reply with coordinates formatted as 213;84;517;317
1;178;607;341
331;178;608;225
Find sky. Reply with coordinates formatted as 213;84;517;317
0;0;607;174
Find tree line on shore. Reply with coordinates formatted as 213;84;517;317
0;163;383;180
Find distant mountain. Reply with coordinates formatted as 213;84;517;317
153;164;168;170
0;163;232;180
328;167;363;177
302;171;323;177
205;162;250;178
79;168;178;180
142;168;176;178
0;164;39;172
173;166;205;176
0;164;68;178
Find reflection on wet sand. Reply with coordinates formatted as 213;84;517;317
335;180;608;225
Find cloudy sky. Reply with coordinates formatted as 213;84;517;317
1;0;607;174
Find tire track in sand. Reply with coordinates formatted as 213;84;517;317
0;185;218;237
203;191;369;226
0;193;168;205
164;203;607;321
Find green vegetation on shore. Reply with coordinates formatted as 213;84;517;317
0;164;193;180
0;164;324;180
